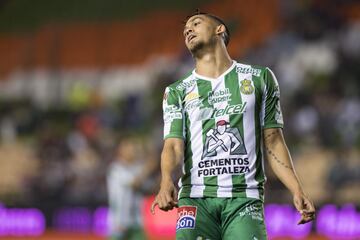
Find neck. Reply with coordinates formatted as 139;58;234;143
193;42;233;79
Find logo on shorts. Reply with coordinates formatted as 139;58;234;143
176;206;197;230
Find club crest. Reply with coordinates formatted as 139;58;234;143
240;79;254;95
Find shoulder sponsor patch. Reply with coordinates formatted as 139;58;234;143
236;66;261;77
164;104;182;123
176;79;196;91
176;206;197;230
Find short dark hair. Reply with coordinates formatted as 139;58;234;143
184;10;230;46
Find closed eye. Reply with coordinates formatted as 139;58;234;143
183;17;203;36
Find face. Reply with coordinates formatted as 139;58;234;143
183;15;218;52
117;139;137;163
217;124;226;134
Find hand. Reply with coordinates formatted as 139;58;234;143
151;180;178;214
216;140;224;146
293;191;316;224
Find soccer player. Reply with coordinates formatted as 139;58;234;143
107;138;145;240
151;12;315;239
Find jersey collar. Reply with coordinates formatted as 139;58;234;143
193;60;236;81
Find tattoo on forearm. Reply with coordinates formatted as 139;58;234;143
264;131;277;141
265;147;293;170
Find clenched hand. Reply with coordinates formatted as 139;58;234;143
151;180;178;214
293;191;316;224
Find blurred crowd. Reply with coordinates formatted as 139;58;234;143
0;0;359;228
244;0;360;205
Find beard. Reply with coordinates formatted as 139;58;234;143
188;37;217;57
188;40;205;55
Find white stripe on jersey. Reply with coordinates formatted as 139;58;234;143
177;75;197;197
188;77;205;197
163;87;171;138
260;84;267;181
211;76;232;197
237;69;259;199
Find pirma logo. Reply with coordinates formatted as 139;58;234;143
176;206;197;230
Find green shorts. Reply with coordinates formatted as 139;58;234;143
176;197;267;240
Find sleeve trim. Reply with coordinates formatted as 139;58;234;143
262;123;283;129
164;133;185;140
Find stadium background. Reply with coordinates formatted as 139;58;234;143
0;0;359;239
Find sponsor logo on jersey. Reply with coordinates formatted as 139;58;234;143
185;92;200;102
164;104;182;123
211;103;247;118
192;103;247;121
176;79;196;91
176;206;197;230
198;121;249;177
184;97;203;112
239;205;263;221
184;93;202;112
197;158;250;177
236;66;261;77
202;120;247;158
208;88;231;105
240;79;254;95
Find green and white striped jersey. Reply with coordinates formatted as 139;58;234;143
163;61;283;201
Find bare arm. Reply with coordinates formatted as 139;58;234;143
151;138;184;214
264;128;315;224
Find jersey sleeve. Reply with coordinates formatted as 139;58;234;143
163;87;185;139
262;68;284;129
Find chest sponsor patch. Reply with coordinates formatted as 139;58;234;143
176;206;197;230
208;88;231;105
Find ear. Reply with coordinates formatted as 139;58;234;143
215;24;226;36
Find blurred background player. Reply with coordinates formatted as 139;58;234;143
107;136;147;240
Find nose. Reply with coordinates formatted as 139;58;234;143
184;28;193;37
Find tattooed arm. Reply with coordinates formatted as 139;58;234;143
263;128;315;224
